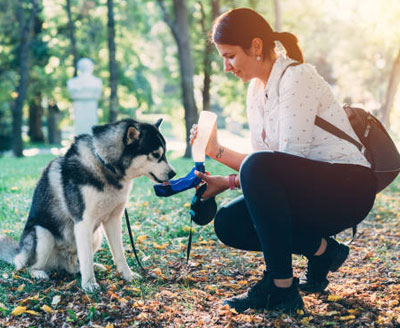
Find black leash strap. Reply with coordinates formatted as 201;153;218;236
346;225;357;245
124;209;146;273
186;183;208;264
186;218;193;263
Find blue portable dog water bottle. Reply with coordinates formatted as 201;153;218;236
153;111;217;197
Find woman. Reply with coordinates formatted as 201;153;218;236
190;8;376;313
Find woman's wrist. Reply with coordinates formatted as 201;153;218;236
228;174;240;190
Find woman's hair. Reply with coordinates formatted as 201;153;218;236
212;8;304;63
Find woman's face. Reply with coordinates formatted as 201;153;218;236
215;43;258;83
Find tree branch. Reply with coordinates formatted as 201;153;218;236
156;0;179;41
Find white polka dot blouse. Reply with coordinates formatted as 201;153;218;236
246;55;370;168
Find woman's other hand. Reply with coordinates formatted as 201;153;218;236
194;170;229;199
190;121;220;158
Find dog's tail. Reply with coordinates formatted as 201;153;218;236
0;235;19;264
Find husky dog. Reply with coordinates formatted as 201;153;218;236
0;119;175;292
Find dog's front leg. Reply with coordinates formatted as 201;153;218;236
74;220;99;292
102;207;136;282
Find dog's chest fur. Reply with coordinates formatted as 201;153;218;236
80;179;133;224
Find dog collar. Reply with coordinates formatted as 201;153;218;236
95;153;117;174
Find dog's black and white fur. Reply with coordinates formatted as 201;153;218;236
0;119;175;292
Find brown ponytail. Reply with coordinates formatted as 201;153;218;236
274;32;304;63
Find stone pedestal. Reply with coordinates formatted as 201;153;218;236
67;58;102;136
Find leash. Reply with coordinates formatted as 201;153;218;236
124;209;147;273
124;182;217;270
186;218;193;263
125;206;194;269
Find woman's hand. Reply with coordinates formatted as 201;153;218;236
194;170;229;199
190;121;220;158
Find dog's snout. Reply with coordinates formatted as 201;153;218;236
168;170;176;180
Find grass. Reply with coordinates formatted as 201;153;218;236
0;151;399;327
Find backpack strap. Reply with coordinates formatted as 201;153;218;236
314;116;365;153
278;62;365;153
277;62;302;97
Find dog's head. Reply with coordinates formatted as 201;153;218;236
92;119;176;182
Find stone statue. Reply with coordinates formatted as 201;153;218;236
67;58;102;135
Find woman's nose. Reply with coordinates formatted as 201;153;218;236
224;59;232;72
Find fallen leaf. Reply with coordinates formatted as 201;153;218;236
11;306;27;316
327;294;342;302
41;304;54;314
153;242;168;250
137;235;148;243
64;280;76;290
25;310;40;316
52;295;61;306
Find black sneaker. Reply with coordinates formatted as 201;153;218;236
223;271;304;313
299;237;350;293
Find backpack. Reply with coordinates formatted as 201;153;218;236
315;106;400;193
280;62;400;193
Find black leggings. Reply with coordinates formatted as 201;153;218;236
214;151;377;279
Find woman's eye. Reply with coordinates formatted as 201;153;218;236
153;152;160;159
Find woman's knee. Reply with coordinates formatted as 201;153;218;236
239;151;278;188
214;204;262;251
213;207;231;246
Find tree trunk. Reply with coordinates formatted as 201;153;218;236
200;0;219;113
273;0;282;32
158;0;198;158
381;49;400;128
66;0;78;77
12;0;38;157
107;0;119;123
28;94;44;142
28;12;45;143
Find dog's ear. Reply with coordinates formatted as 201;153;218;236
155;118;163;129
127;126;140;145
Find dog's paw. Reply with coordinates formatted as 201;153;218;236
93;263;107;272
81;278;100;293
131;272;142;280
30;269;50;280
120;269;141;282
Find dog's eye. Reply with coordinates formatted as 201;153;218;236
152;152;160;159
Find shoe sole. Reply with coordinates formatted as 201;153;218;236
223;295;304;314
272;295;304;313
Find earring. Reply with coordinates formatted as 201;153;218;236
256;56;262;61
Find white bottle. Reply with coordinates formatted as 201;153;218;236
192;111;217;163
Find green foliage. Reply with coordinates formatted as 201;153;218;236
1;0;399;145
